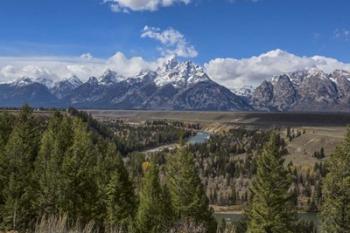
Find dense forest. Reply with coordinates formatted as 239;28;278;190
0;106;350;233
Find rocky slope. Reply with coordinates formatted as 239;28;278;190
250;69;350;112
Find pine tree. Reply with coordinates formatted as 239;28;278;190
136;163;173;233
0;112;15;149
321;128;350;233
0;112;15;224
0;105;41;230
34;112;74;217
60;118;99;223
246;133;296;233
99;143;136;231
166;148;217;233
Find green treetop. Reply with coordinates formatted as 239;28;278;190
321;128;350;233
246;133;296;233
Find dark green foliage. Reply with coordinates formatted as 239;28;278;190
0;112;15;149
60;118;101;223
0;112;16;221
0;105;42;230
68;107;112;139
296;220;317;233
136;163;173;233
102;143;136;230
246;133;296;233
313;147;325;159
35;112;74;217
321;128;350;233
166;148;217;233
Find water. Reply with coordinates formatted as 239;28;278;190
187;131;210;144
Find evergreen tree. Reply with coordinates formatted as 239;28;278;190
60;118;99;223
0;112;15;149
0;105;41;230
246;133;296;233
166;148;217;233
321;128;350;233
0;112;15;224
136;163;173;233
34;112;74;217
99;143;136;231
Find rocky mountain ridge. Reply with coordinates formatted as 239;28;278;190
0;58;251;111
249;69;350;112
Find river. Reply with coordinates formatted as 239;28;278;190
187;131;211;144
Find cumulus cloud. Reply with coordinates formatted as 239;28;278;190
0;53;156;83
104;0;191;12
141;25;198;58
106;52;158;77
204;49;350;90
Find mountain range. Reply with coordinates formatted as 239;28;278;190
249;69;350;112
1;57;350;112
0;58;251;111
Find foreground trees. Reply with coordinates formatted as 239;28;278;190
246;133;296;233
0;106;216;233
0;106;41;230
321;128;350;233
167;149;217;233
136;163;173;233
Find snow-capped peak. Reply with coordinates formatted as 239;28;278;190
154;57;210;88
11;77;34;87
232;85;254;97
54;75;83;89
98;69;124;85
306;68;327;79
11;76;57;88
65;75;83;87
332;69;350;78
35;76;55;88
162;56;179;71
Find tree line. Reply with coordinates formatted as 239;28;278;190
0;106;215;233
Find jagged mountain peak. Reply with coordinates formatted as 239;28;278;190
250;68;350;112
87;76;99;85
55;75;83;87
155;57;210;88
332;69;350;78
99;69;124;85
11;76;56;88
11;77;34;87
163;56;179;71
65;75;83;86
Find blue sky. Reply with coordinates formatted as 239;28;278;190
0;0;349;62
0;0;350;89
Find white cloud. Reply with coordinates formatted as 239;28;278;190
204;49;350;90
141;25;198;58
0;53;156;83
104;0;191;12
106;52;158;77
